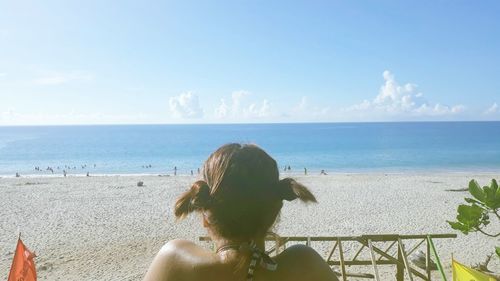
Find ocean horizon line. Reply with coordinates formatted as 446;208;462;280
1;120;500;128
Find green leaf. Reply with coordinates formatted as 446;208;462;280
469;180;485;202
447;221;470;235
496;247;500;258
483;182;500;209
495;179;500;200
484;186;495;200
456;204;483;229
464;197;486;207
491;179;498;192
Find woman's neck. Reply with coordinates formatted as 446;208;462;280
212;236;266;261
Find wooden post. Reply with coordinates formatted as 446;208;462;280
398;238;414;281
396;242;404;281
368;239;381;281
426;238;431;280
337;238;347;281
427;236;448;281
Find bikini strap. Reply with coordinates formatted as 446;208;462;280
246;241;277;281
216;241;278;281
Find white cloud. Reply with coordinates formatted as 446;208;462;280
33;71;93;85
215;90;271;119
169;92;203;119
484;102;498;115
248;99;270;117
214;98;229;118
297;96;307;111
1;108;17;123
345;70;465;118
289;96;331;120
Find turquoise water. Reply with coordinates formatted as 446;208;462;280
0;122;499;176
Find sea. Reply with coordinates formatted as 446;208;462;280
0;122;499;176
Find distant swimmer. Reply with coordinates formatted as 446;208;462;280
174;166;177;176
320;169;327;175
15;172;20;177
63;170;67;177
191;170;193;176
86;172;90;177
197;168;200;174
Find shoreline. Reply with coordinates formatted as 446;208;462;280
1;170;499;179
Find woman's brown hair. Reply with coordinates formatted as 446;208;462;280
174;143;316;240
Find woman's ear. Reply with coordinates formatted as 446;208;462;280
202;214;209;228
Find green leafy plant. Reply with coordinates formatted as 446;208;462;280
447;179;500;260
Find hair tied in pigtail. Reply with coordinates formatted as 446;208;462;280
278;178;298;201
174;180;212;219
190;180;212;209
278;178;317;203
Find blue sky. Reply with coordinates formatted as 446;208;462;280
1;1;499;125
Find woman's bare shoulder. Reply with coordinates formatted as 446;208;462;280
275;244;339;281
143;239;214;281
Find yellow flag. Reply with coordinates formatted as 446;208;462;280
452;259;496;281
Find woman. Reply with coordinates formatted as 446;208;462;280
144;143;338;281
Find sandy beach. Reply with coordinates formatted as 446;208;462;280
0;173;498;280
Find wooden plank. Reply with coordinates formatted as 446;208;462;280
399;234;456;239
396;246;404;281
378;241;397;261
326;241;338;262
398;238;414;281
427;236;448;281
361;234;400;241
407;238;426;256
356;238;428;280
368;239;381;281
352;244;365;261
426;238;431;280
328;260;395;266
337;238;347;281
199;233;457;242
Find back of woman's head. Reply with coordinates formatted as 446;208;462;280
174;143;316;240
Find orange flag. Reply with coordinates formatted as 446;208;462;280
8;238;37;281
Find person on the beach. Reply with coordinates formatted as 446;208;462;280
144;143;338;281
